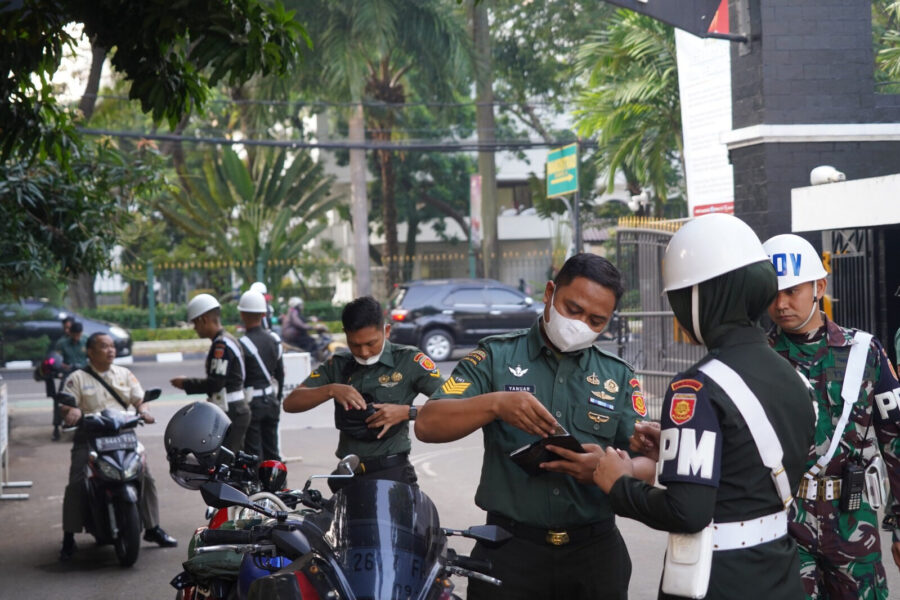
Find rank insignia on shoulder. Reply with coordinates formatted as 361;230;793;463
591;390;615;401
586;372;601;386
309;371;321;378
670;393;696;425
604;379;619;393
441;377;471;395
670;378;703;392
508;364;528;377
589;397;615;410
462;349;487;366
588;411;610;424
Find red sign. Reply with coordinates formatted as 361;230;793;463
692;202;734;217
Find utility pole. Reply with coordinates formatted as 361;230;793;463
471;0;499;279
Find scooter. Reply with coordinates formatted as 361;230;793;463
59;387;161;567
175;457;507;600
282;321;346;365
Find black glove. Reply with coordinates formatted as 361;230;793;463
334;393;402;442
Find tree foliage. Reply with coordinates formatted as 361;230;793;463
157;147;344;297
574;9;683;211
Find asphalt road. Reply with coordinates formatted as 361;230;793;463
0;358;897;599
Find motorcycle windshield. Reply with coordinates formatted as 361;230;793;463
326;479;444;600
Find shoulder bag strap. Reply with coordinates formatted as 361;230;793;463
240;335;273;384
82;366;129;410
698;359;794;508
220;335;246;381
804;330;873;478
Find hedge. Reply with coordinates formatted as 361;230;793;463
81;301;344;330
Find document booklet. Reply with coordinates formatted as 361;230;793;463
509;431;586;476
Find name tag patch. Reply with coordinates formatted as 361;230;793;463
504;384;535;393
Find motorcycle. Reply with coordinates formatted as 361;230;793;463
173;456;507;600
58;387;162;567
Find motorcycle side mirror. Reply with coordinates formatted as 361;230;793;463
336;454;360;476
200;481;280;519
56;393;77;408
444;525;513;544
143;388;162;402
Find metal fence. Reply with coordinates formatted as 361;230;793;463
612;217;705;420
829;228;876;334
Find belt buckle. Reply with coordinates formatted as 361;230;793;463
546;530;570;546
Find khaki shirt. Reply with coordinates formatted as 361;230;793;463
61;364;144;414
303;340;443;458
430;321;642;528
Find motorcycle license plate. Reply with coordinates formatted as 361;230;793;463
95;431;138;451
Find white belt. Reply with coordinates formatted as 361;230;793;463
712;511;787;551
251;385;274;398
225;390;246;403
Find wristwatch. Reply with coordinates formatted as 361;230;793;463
408;406;418;421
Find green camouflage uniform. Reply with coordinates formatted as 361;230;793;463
769;315;900;600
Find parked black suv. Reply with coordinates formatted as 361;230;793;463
0;299;133;365
387;279;544;361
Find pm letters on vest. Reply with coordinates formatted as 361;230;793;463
874;388;900;420
659;428;717;480
771;252;802;277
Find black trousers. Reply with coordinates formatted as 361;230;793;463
243;394;281;462
467;523;631;600
224;399;251;454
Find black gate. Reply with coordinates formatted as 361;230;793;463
612;217;706;419
829;228;876;335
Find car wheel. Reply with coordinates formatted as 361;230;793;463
421;330;453;362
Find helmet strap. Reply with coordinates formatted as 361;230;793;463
787;280;819;332
691;284;705;346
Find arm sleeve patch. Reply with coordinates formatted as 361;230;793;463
657;377;722;488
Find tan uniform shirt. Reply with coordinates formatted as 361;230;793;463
61;364;144;413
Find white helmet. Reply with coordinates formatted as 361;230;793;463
238;290;267;313
186;293;221;321
249;282;267;295
662;213;769;292
288;296;303;309
762;234;828;291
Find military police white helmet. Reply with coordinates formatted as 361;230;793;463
288;296;303;309
762;234;828;291
186;293;221;322
249;282;267;295
238;290;267;313
662;213;769;292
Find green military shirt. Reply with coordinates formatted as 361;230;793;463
430;321;644;528
53;335;87;369
303;340;443;459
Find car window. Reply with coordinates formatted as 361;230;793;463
443;288;486;307
486;288;525;306
388;287;408;310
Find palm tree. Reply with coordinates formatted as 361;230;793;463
157;147;341;295
574;9;683;214
295;0;470;293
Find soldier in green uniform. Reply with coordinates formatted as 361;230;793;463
591;214;815;600
53;320;87;371
284;296;442;490
415;253;655;600
763;233;900;600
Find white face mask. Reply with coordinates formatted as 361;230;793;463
352;326;387;366
543;289;600;353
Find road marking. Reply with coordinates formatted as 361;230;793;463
156;352;184;363
421;462;437;478
282;456;304;463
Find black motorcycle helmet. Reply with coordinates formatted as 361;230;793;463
164;401;231;490
258;460;288;492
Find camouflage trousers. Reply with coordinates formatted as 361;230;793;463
789;498;888;600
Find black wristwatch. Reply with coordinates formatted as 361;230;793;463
408;406;418;421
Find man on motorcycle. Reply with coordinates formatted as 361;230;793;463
57;332;177;561
284;296;442;491
280;296;317;353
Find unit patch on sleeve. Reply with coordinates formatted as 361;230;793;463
630;377;647;417
441;376;471;395
413;352;437;372
669;393;696;425
214;346;225;359
670;378;703;392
